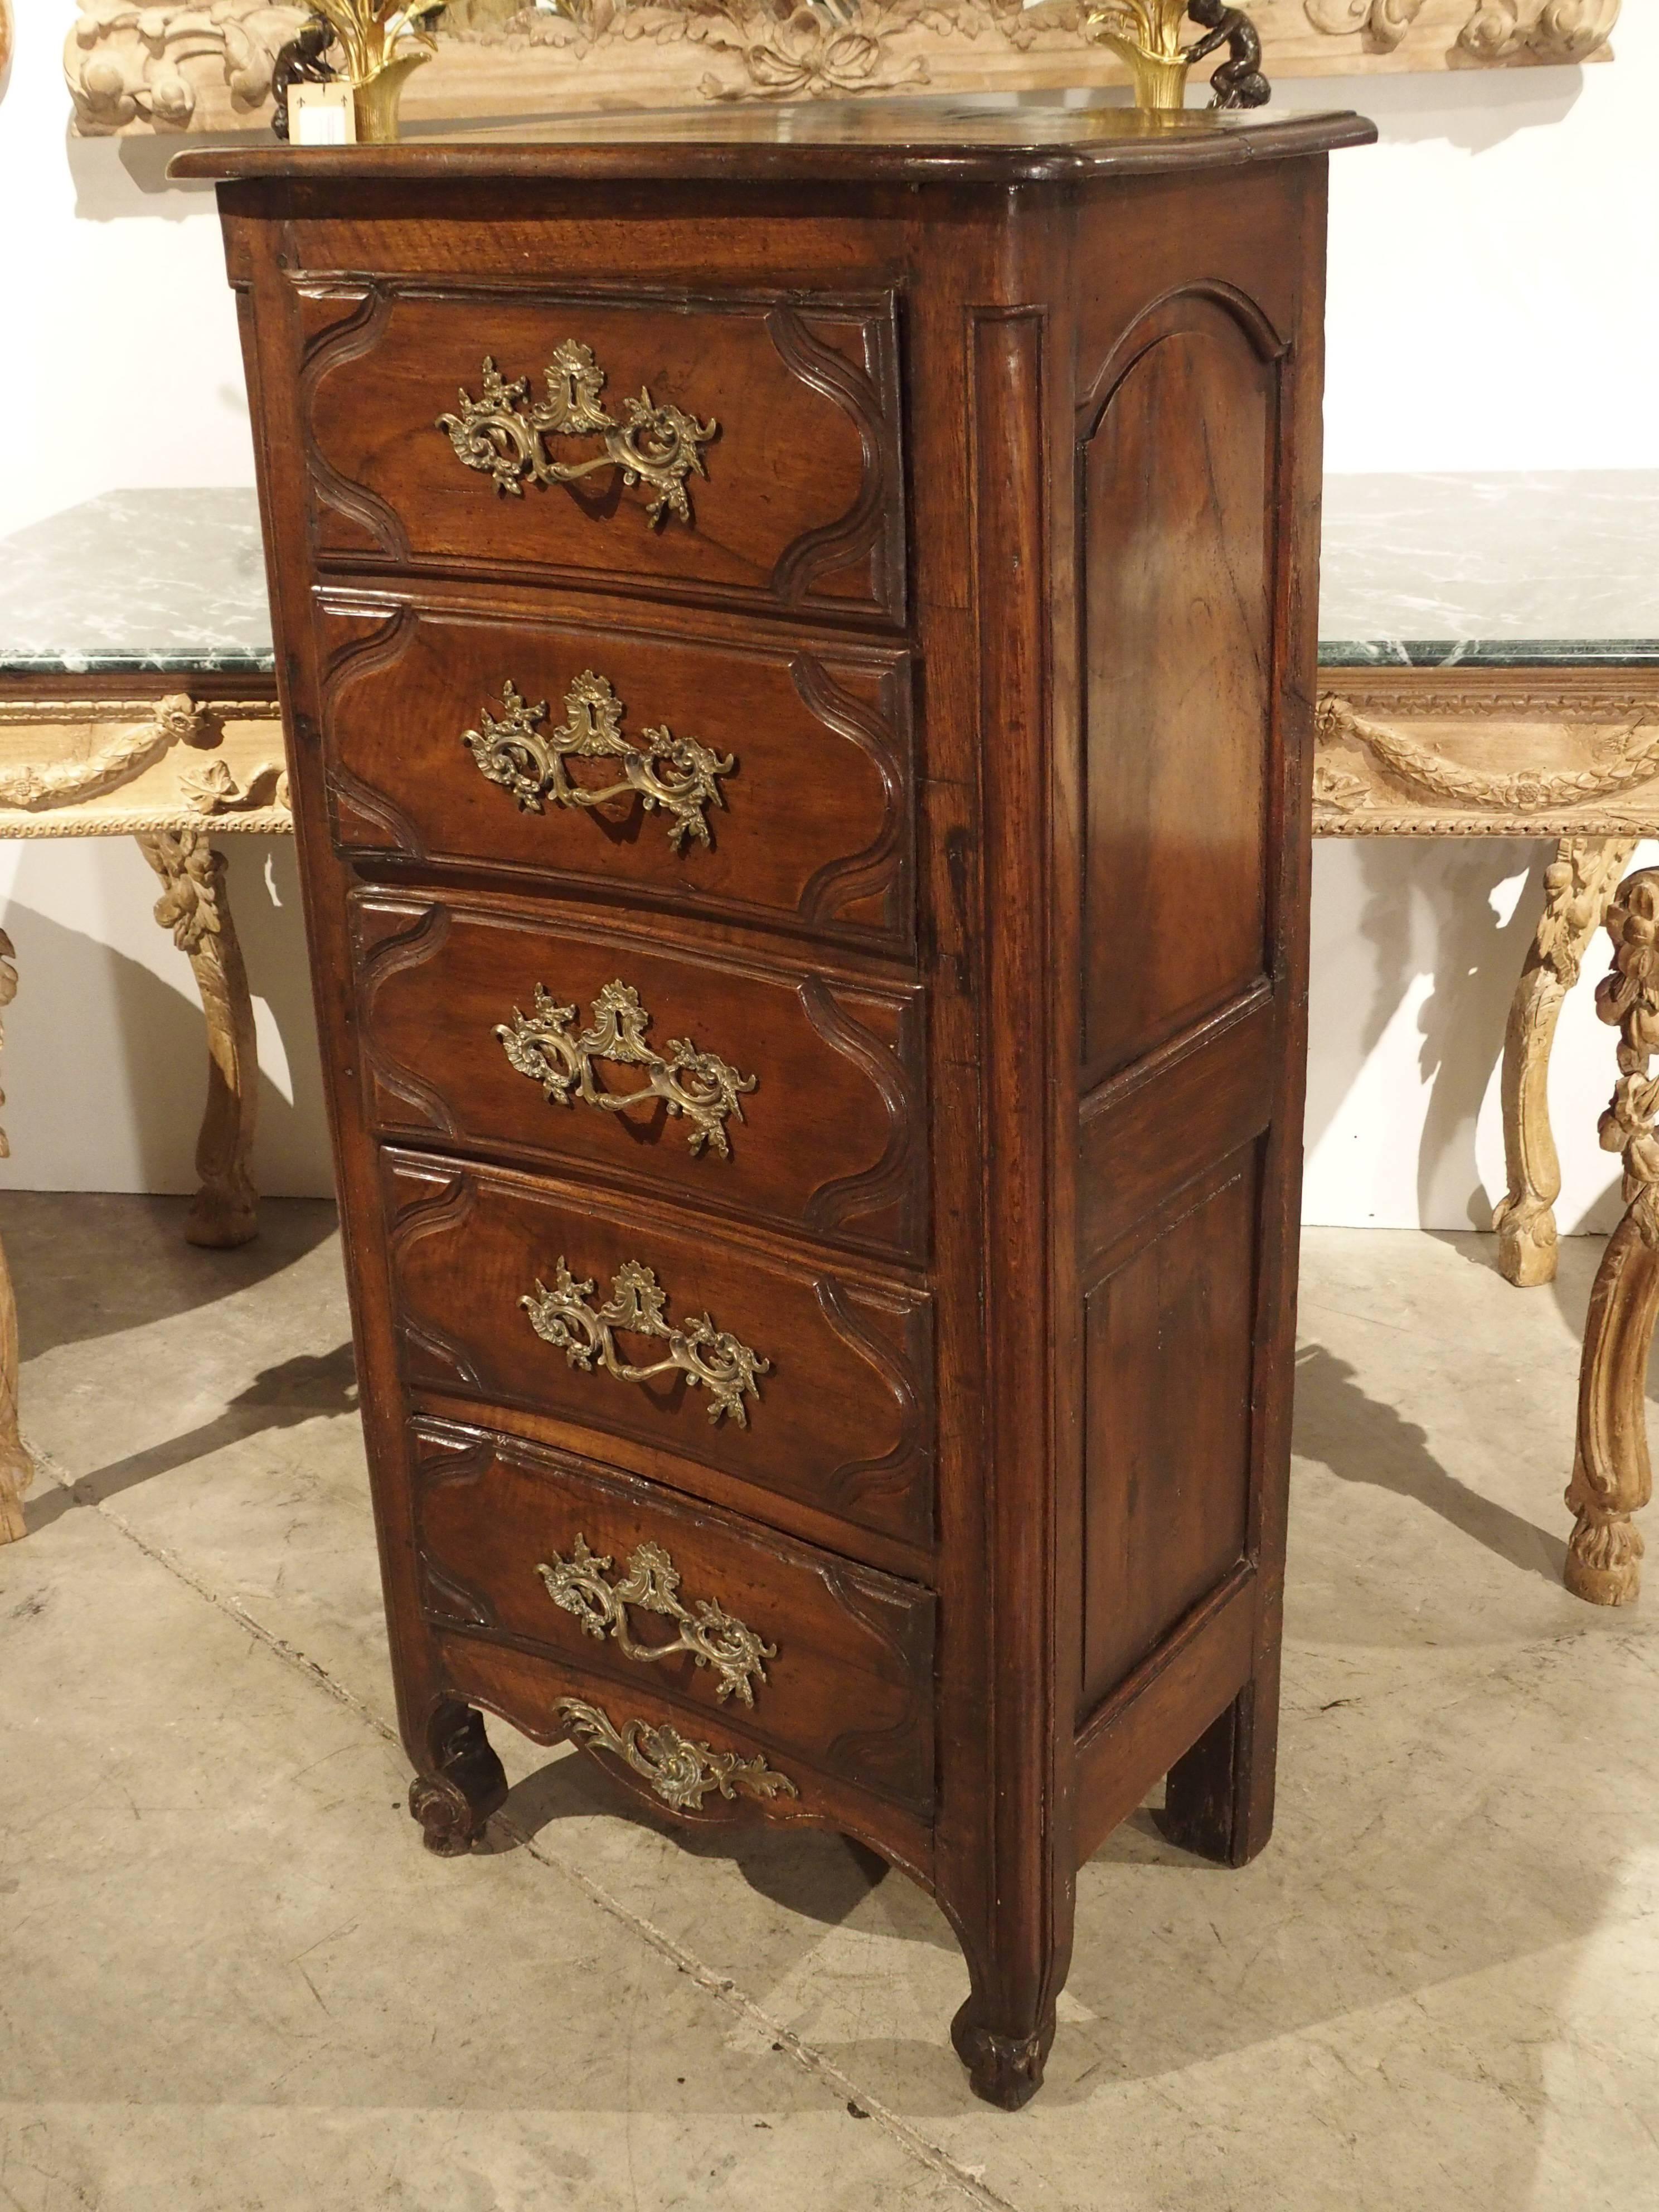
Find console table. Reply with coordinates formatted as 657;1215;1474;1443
1314;472;1659;1603
0;488;286;1541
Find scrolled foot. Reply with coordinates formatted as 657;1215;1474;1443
1564;1505;1644;1607
1495;1197;1558;1289
950;2000;1053;2111
185;1180;259;1250
408;1704;508;1856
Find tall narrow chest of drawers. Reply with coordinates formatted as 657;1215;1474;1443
181;99;1372;2107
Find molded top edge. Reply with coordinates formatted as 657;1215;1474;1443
169;98;1376;188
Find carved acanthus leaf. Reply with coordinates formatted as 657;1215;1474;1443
65;0;309;134
1534;837;1636;988
66;0;1621;136
1303;0;1425;46
1458;0;1617;58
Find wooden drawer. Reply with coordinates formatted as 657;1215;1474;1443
318;595;913;957
353;892;925;1264
301;285;904;625
411;1419;935;1813
384;1149;933;1553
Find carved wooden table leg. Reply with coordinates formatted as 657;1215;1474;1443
1496;836;1637;1287
0;929;31;1542
135;828;260;1250
1565;867;1659;1605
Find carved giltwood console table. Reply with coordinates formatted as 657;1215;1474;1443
0;489;287;1543
1314;471;1659;1604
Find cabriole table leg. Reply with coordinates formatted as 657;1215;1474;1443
1565;866;1659;1605
1496;836;1636;1288
135;828;260;1250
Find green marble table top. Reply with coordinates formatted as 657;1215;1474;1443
1;476;1653;679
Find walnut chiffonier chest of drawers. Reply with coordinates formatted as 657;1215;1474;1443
178;98;1372;2107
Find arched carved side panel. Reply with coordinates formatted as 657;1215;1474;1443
1078;285;1287;1090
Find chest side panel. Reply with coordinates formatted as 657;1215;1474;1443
1071;166;1319;1737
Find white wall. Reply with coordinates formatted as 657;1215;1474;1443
1;1;1655;1220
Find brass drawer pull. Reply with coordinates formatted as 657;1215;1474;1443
463;672;732;854
497;979;755;1161
437;342;716;526
537;1534;775;1707
522;1257;769;1428
557;1696;797;1813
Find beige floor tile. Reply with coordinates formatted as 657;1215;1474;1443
4;1199;1658;2210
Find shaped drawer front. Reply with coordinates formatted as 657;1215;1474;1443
412;1419;935;1813
384;1150;934;1553
318;596;913;957
300;287;904;624
353;893;925;1265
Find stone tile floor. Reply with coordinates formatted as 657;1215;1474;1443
2;1195;1656;2211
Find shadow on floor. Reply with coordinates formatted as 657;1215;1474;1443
485;1749;922;1939
1;1191;339;1365
21;1340;357;1537
1293;1339;1568;1583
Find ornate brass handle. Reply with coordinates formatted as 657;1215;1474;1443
537;1534;775;1706
497;980;755;1161
436;342;716;526
557;1696;797;1813
463;673;732;855
522;1257;769;1428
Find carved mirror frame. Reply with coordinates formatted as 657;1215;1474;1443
66;0;1620;137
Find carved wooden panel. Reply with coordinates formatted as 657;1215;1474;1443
1080;288;1282;1089
384;1151;935;1550
299;285;905;625
1314;668;1659;839
1078;1157;1257;1721
410;1418;937;1811
66;1;1622;138
316;594;914;954
351;890;926;1262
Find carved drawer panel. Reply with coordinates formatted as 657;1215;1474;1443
412;1418;935;1813
300;287;905;625
317;595;913;955
353;892;925;1264
384;1149;934;1553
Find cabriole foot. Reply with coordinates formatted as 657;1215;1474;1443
1564;1499;1644;1607
950;2001;1053;2111
408;1704;508;1856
